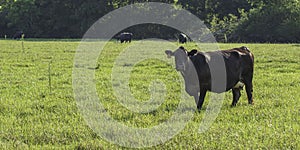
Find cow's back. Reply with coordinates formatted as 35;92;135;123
221;50;243;90
188;47;253;92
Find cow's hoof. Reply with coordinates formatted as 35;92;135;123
197;107;202;112
248;100;254;105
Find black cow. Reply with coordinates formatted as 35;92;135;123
165;46;254;110
118;32;133;43
178;33;188;44
13;31;24;39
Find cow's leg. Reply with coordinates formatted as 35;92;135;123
193;94;199;107
231;88;241;106
245;82;253;104
197;89;207;110
244;76;254;105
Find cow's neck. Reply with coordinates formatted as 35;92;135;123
180;59;192;76
180;59;199;96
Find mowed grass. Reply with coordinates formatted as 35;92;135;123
0;39;299;149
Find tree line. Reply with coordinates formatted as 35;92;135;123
0;0;299;42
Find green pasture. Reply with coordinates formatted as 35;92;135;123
0;40;299;149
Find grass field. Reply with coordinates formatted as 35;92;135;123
0;39;299;149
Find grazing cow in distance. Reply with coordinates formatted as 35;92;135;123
178;33;188;44
13;31;24;39
117;32;133;43
165;46;254;110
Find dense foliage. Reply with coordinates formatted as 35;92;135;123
0;0;299;42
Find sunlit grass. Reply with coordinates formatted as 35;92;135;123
0;40;299;149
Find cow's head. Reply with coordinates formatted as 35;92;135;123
165;46;190;72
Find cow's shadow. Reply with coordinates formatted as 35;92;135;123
292;44;300;47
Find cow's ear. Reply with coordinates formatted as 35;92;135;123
197;53;209;64
165;50;174;58
188;49;198;57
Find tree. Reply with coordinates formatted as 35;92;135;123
0;0;299;42
177;0;252;42
234;0;300;42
